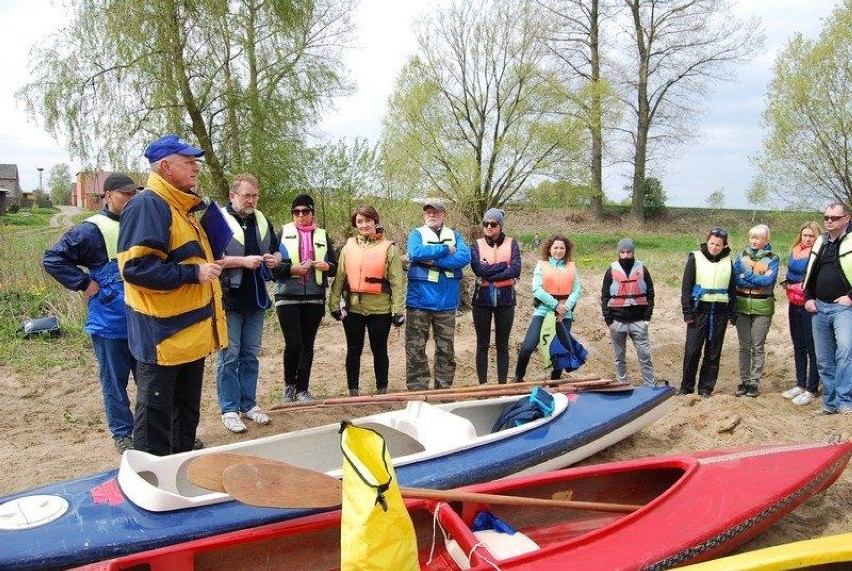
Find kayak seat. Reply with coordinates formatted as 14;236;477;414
389;401;477;451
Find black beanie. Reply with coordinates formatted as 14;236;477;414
291;194;315;211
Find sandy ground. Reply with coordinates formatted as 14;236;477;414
1;268;850;554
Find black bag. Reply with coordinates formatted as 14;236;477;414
22;315;61;338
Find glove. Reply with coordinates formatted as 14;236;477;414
392;314;405;328
330;310;342;321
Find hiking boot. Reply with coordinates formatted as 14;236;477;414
792;391;815;406
348;388;360;397
242;406;270;425
745;384;759;398
735;384;749;397
221;412;247;433
376;387;388;395
281;385;296;403
782;386;805;399
295;391;314;402
114;436;134;454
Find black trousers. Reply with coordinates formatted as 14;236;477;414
342;311;393;391
472;304;515;384
681;311;729;394
133;357;205;456
276;303;324;393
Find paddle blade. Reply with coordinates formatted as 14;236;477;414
187;452;279;493
223;462;343;509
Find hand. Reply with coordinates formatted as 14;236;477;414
83;281;100;298
312;260;329;272
804;299;817;313
447;244;457;255
263;253;281;268
835;295;852;307
243;255;264;270
683;315;694;324
392;314;405;328
330;310;342;321
555;301;567;319
198;263;222;283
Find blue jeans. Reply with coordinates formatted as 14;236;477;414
217;310;265;414
789;304;819;393
91;335;136;441
811;301;852;412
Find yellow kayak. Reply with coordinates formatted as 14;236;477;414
679;532;852;570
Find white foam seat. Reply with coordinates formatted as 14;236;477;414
446;529;539;569
391;401;477;451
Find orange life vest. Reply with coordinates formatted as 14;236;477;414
539;260;575;298
607;260;648;307
343;237;392;294
476;237;515;287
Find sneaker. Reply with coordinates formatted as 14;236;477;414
677;389;693;396
782;386;805;399
745;385;759;398
295;391;314;402
281;385;296;403
792;391;815;406
735;384;748;397
698;392;711;399
242;406;270;425
193;438;204;450
222;412;247;433
811;408;837;416
348;388;360;397
114;436;134;454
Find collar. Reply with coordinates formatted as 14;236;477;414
99;207;121;221
145;171;202;214
700;242;731;262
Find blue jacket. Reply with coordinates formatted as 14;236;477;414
470;235;521;307
43;208;128;339
406;225;471;311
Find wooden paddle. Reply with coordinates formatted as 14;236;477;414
187;452;281;493
208;458;641;513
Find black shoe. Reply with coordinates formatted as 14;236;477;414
348;388;360;397
735;384;748;397
698;392;711;399
193;438;204;450
677;388;692;396
745;385;759;398
376;387;388;395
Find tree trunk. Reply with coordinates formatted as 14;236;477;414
589;0;604;221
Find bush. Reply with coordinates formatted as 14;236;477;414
7;204;19;214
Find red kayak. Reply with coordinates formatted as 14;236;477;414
74;441;852;571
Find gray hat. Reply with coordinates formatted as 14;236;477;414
423;199;447;213
483;208;505;228
617;238;635;253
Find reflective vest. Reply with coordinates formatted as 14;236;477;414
476;237;515;287
693;251;731;303
220;207;271;289
803;231;852;293
343;237;392;294
539;260;575;298
607;260;648;307
86;213;119;261
407;225;461;282
280;223;328;284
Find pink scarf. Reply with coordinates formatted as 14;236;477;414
296;219;317;281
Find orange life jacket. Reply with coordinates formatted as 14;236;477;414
343;237;392;294
539;260;575;298
607;260;648;307
476;237;515;287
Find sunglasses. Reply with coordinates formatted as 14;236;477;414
482;221;500;228
709;226;728;238
292;208;312;216
824;214;848;222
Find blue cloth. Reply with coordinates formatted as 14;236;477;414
786;251;809;284
812;300;852;413
217;309;265;414
91;334;136;440
733;244;780;289
405;227;471;311
788;303;819;393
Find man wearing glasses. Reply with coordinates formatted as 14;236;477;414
44;173;142;454
215;174;281;432
803;201;852;415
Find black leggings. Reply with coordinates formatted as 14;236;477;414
342;312;393;391
276;303;324;393
472;305;515;383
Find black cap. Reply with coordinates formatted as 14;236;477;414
291;194;315;211
103;173;143;194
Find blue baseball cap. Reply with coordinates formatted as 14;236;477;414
144;134;205;163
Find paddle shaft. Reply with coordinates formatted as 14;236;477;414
400;487;641;513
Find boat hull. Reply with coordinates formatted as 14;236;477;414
677;532;852;570
0;386;673;570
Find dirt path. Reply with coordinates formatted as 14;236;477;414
49;204;81;228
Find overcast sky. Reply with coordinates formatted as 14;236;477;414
0;0;838;207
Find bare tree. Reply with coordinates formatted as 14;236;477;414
621;0;762;220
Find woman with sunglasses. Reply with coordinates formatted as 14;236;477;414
780;221;822;405
514;234;581;382
679;227;737;397
470;208;522;384
732;224;780;398
273;194;337;403
327;206;404;396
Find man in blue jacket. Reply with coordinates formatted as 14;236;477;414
405;200;471;390
43;173;141;453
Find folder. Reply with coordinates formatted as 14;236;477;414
199;200;233;259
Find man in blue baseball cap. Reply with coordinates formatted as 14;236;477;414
117;134;226;455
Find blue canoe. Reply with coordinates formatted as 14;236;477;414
0;385;673;570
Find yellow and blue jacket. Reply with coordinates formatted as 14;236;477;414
118;172;226;365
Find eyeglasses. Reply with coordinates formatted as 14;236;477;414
482;221;499;228
292;208;312;216
824;214;848;222
709;226;728;238
238;193;259;200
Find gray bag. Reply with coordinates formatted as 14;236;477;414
22;315;61;338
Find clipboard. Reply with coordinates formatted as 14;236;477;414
199;200;233;259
